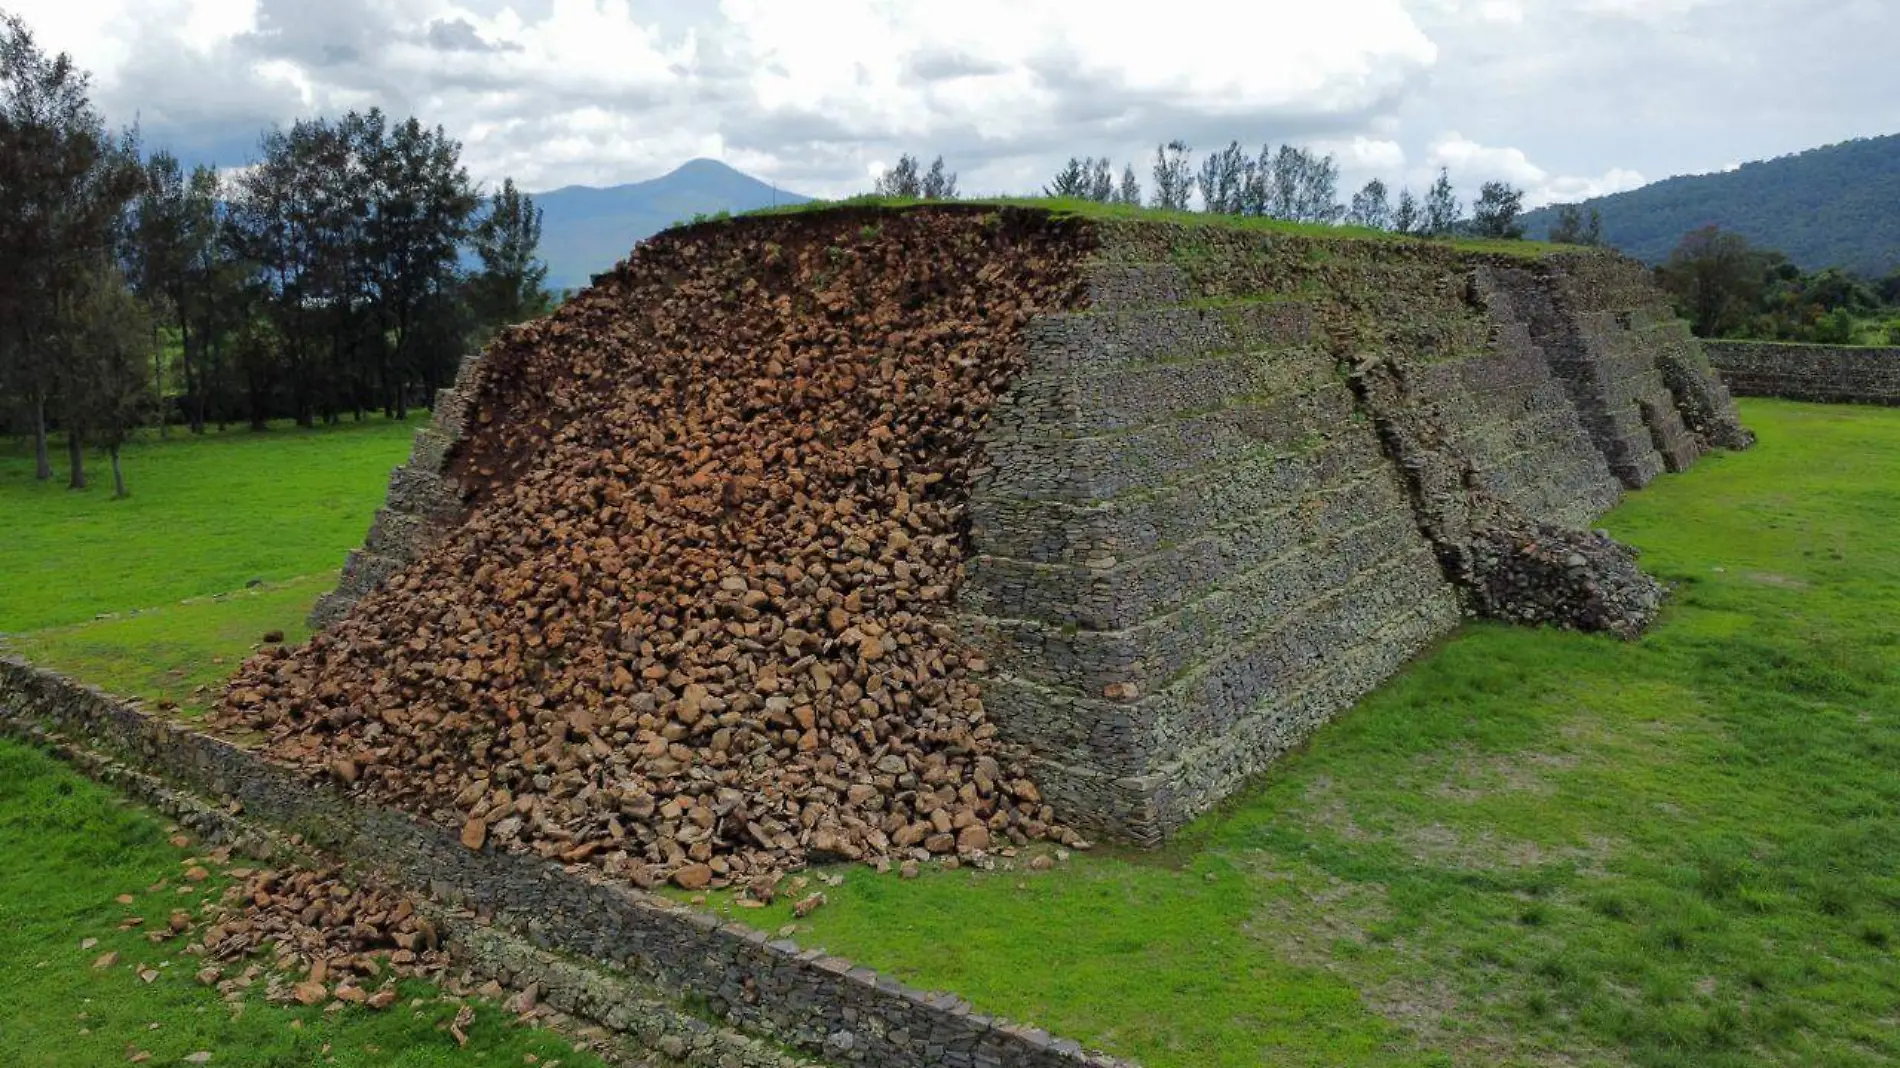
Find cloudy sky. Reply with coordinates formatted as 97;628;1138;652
6;0;1895;207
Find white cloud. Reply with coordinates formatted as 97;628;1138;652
1;0;1894;215
3;0;1444;196
1312;136;1409;177
1426;133;1645;208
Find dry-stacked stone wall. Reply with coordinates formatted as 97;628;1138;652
957;224;1747;842
0;658;1130;1068
1485;255;1751;488
1705;341;1900;405
309;354;485;628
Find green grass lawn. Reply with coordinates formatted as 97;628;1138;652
0;420;416;711
4;401;1898;1068
4;575;331;715
0;418;415;634
0;738;607;1067
0;422;610;1065
741;194;1557;259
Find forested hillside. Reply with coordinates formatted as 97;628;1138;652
1523;134;1900;276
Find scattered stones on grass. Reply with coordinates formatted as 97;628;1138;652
216;209;1091;890
183;865;450;1011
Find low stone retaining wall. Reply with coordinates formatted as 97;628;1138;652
0;657;1132;1068
1705;341;1900;405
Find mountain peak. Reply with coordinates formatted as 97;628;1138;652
668;157;745;178
534;160;811;291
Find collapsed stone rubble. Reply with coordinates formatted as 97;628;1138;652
218;209;1093;888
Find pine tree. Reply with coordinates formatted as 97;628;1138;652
874;154;921;197
469;178;551;335
1116;163;1141;206
0;14;140;480
1086;157;1113;202
920;156;957;199
1045;157;1090;198
1393;188;1421;235
1549;204;1604;246
1471;181;1527;240
1423;168;1462;236
1196;141;1248;214
1346;179;1392;230
1150;141;1193;212
58;258;152;496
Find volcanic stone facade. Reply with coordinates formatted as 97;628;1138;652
307;351;485;628
955;225;1748;843
312;210;1749;846
1706;340;1900;405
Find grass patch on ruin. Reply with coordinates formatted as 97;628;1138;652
701;398;1900;1068
737;194;1559;258
0;737;606;1067
0;417;416;635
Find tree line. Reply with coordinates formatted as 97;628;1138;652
0;12;552;496
1657;226;1900;345
874;141;1545;242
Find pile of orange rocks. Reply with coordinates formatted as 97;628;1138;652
218;208;1093;890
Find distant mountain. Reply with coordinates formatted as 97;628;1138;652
532;159;811;291
1521;134;1900;277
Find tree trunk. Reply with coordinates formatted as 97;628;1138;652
181;318;204;434
390;323;408;421
32;394;53;481
248;370;269;431
67;430;86;490
153;324;169;438
110;445;127;498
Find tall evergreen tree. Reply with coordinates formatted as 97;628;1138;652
57;257;152;495
1346;178;1392;230
1239;145;1271;216
1393;188;1421;235
1046;157;1115;202
1086;157;1113;202
1196;141;1248;215
1548;204;1604;246
128;150;223;432
367;115;477;418
1296;153;1341;224
1115;163;1141;206
1150;141;1193;212
469;177;551;335
919;155;957;199
0;13;139;480
874;154;921;197
1045;156;1090;198
1423;168;1462;236
1471;180;1527;239
226;121;321;426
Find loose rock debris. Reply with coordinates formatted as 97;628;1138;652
217;208;1094;890
187;865;452;1005
90;844;621;1062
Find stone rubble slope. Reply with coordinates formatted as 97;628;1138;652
217;208;1094;890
